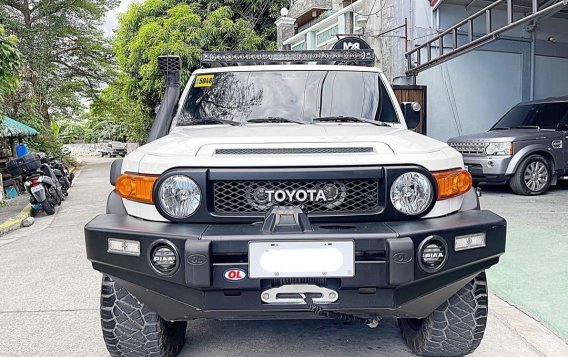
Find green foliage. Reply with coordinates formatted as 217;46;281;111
198;0;290;47
112;1;264;138
0;25;21;109
74;80;148;143
0;0;117;154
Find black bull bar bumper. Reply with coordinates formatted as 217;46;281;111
85;210;506;321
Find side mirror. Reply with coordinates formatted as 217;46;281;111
401;102;421;130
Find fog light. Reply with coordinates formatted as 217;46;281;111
108;238;140;256
455;233;486;251
150;243;179;274
418;236;447;272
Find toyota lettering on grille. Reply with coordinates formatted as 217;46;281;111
264;188;329;203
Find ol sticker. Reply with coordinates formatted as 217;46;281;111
195;75;214;87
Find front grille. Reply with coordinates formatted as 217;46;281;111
213;179;379;215
449;141;486;155
215;147;373;155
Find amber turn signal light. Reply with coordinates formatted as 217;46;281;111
115;173;158;203
432;169;472;200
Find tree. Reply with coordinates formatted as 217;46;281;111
198;0;290;47
113;1;264;138
0;24;21;110
0;0;118;126
80;80;148;143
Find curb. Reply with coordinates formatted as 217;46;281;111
0;203;34;237
490;293;568;356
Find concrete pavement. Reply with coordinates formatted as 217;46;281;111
481;181;568;340
0;157;566;357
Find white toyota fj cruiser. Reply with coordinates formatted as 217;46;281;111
85;50;506;357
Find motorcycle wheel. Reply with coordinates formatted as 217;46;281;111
41;198;55;215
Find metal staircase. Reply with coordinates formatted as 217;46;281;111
405;0;568;75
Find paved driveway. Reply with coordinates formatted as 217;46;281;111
480;181;568;341
0;158;565;356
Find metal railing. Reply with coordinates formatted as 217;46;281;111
406;0;568;75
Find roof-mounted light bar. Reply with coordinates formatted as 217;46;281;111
201;50;375;67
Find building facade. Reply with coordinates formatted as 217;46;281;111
277;0;568;141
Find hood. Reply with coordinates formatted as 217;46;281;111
124;123;462;174
140;124;449;156
448;128;561;143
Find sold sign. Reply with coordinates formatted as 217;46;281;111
224;268;246;281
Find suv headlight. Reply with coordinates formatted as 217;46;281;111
485;142;512;156
390;172;433;215
157;175;201;219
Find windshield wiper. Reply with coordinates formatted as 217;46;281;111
313;116;391;127
491;127;510;130
180;116;241;126
246;117;306;124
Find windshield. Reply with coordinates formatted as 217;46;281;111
173;70;398;126
492;102;568;130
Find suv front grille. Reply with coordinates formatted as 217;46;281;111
449;141;486;155
213;179;379;215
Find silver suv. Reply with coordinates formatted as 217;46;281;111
448;97;568;195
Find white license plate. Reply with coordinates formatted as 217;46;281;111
249;241;354;279
31;185;43;193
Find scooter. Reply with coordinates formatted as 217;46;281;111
7;154;63;216
23;169;62;215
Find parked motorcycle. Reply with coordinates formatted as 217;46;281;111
43;155;72;196
7;154;63;215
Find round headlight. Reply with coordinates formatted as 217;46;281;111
157;175;201;219
390;172;433;215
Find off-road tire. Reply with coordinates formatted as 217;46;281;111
41;199;55;215
100;275;187;357
398;272;488;356
509;154;551;195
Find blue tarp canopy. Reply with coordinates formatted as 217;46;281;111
1;116;39;138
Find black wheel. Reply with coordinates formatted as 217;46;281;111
41;198;55;215
398;272;488;356
100;275;187;357
509;154;551;195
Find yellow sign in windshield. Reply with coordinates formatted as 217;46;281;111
195;75;214;87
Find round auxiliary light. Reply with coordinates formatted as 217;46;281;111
390;172;433;215
157;175;201;219
418;237;448;272
150;243;179;274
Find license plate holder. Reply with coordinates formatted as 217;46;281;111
249;241;354;279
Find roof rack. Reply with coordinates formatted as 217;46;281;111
201;50;375;67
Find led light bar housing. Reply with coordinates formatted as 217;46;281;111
201;50;375;67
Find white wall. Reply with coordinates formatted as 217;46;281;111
534;56;568;98
417;50;523;141
63;143;139;156
411;0;568;142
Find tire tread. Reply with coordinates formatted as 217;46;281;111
100;275;186;357
399;272;488;356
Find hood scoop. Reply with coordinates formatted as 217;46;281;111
215;147;374;155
